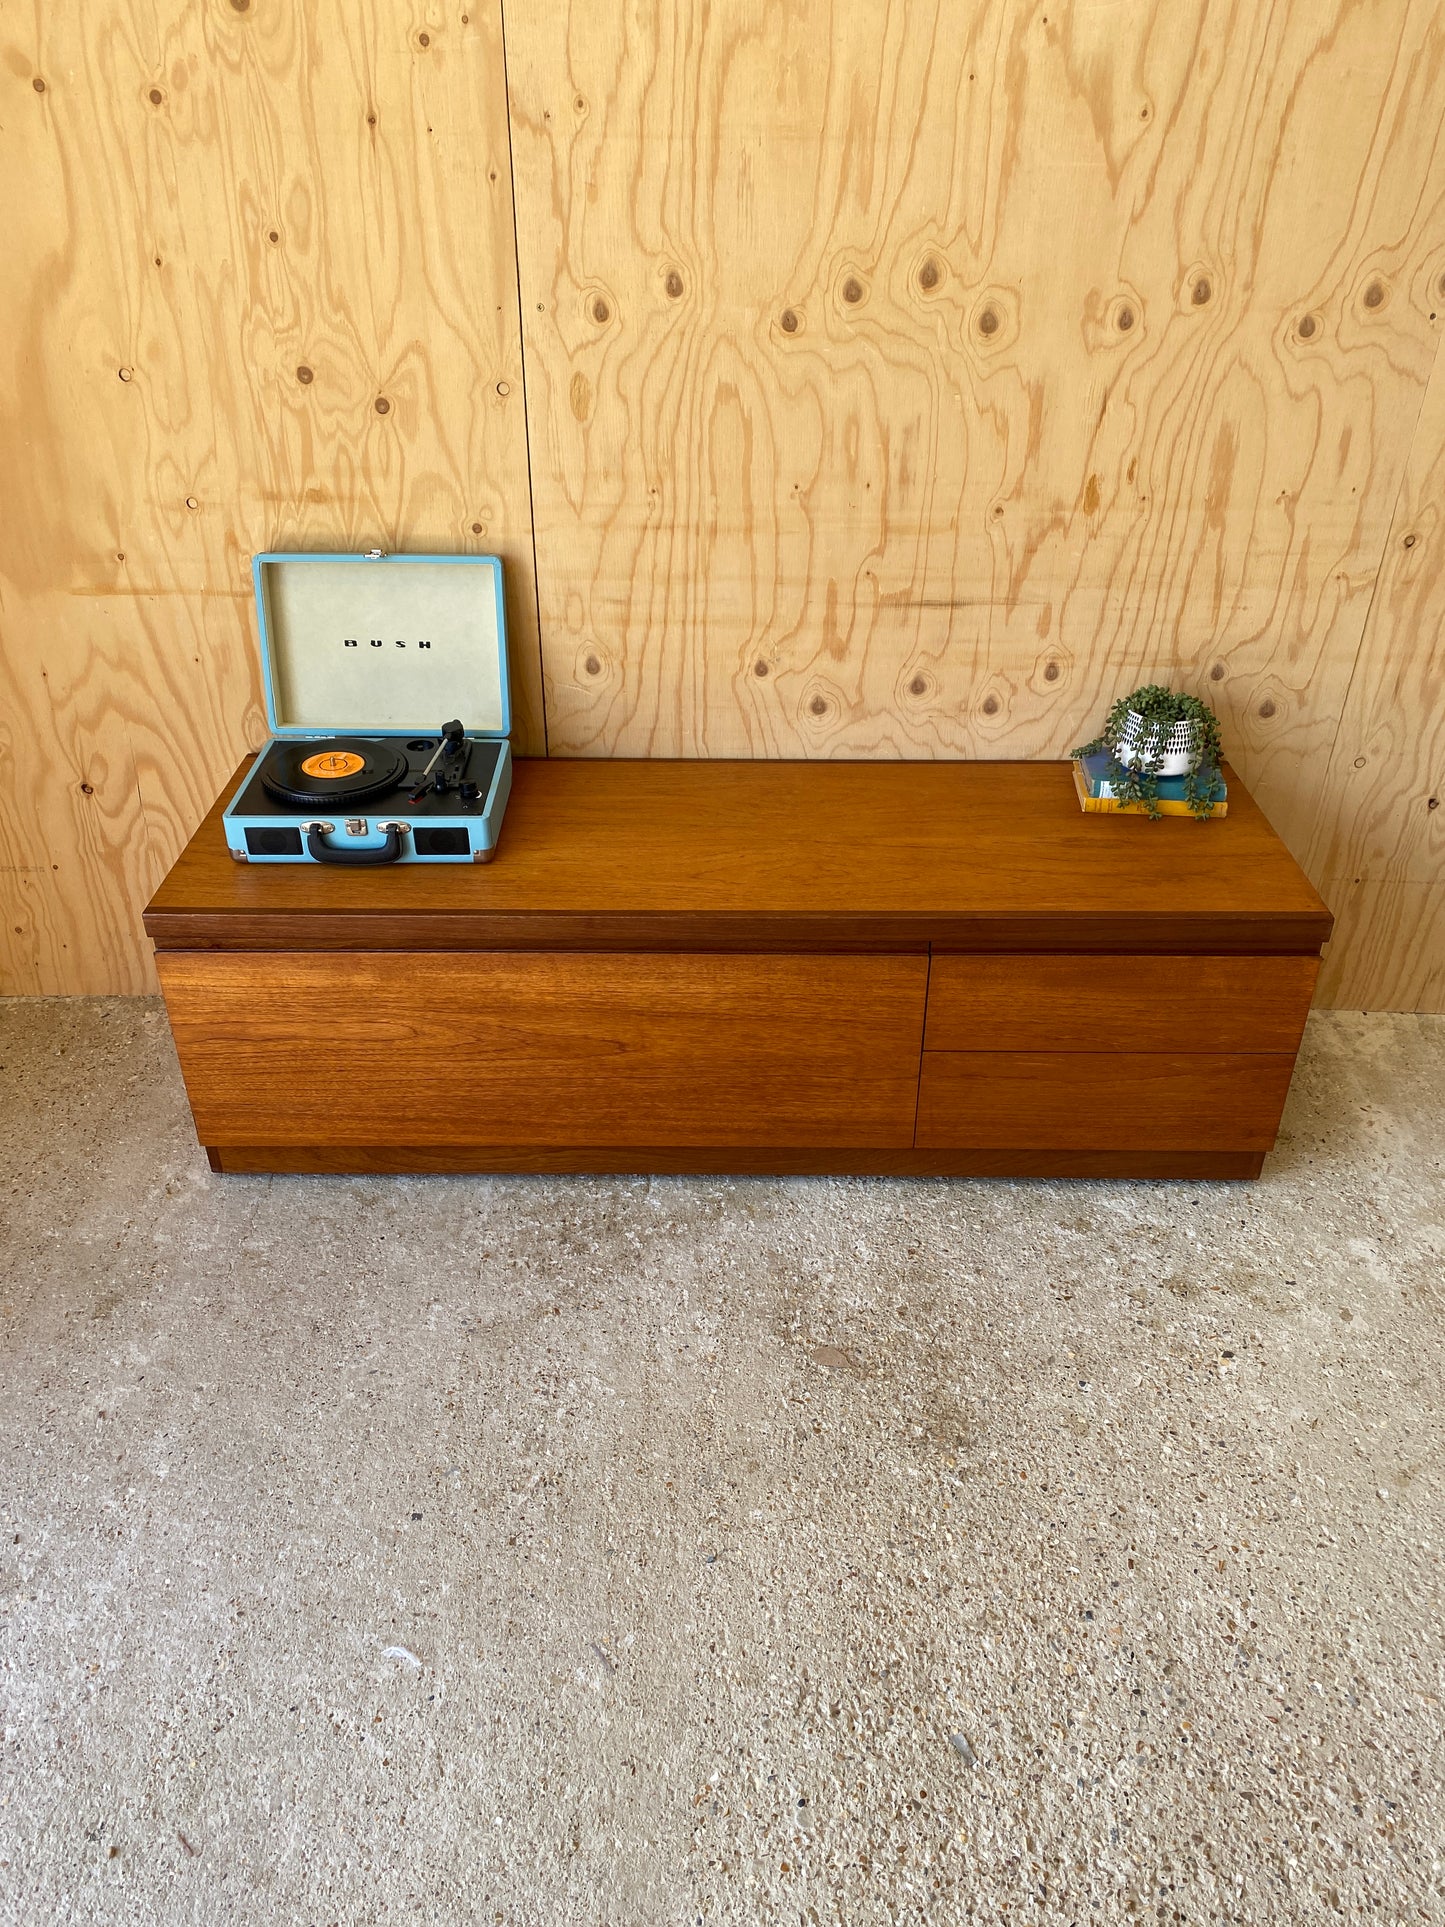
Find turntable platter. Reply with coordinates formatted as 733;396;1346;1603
259;738;410;808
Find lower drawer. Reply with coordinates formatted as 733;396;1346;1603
155;950;927;1148
916;1051;1298;1151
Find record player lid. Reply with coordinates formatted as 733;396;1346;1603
252;552;511;739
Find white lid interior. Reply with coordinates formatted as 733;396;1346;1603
258;557;508;736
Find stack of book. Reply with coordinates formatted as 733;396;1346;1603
1072;750;1228;818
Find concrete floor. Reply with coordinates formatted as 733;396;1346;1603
0;1001;1442;1926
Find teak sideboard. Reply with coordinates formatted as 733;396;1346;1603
145;759;1334;1179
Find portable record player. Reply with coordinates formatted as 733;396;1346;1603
222;552;513;864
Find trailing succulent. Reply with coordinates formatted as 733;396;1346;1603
1074;684;1224;820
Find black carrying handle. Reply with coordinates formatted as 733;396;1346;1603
305;826;403;866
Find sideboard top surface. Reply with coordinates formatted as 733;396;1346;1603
144;757;1334;953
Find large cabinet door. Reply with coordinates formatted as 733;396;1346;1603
156;950;928;1148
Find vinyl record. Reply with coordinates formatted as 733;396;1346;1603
259;738;410;807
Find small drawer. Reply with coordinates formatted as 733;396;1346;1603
924;954;1318;1054
916;1051;1298;1152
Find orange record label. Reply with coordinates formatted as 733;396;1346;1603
300;749;366;779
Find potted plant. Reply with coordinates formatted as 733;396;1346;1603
1074;685;1224;820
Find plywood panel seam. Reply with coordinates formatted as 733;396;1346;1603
497;0;551;757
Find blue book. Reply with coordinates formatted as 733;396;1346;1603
1076;749;1226;804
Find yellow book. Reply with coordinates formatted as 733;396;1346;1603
1072;759;1228;818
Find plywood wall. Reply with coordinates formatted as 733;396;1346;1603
0;0;542;994
4;0;1444;1007
1311;347;1445;1012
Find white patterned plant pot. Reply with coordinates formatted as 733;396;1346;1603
1114;709;1199;777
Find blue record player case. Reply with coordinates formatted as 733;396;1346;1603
223;552;513;865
